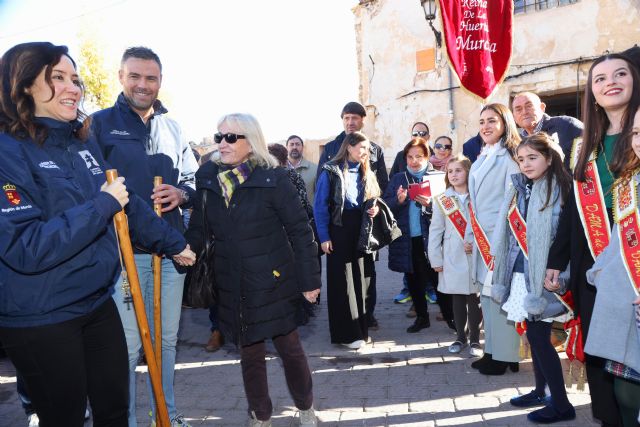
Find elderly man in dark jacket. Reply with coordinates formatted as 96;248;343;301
317;101;388;330
511;92;583;168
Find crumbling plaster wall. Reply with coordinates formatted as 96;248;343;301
353;0;640;163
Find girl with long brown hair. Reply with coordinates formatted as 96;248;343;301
314;131;381;349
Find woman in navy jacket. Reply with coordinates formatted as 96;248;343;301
0;42;194;426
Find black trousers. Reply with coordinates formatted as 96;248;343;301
327;209;371;344
452;294;482;344
407;237;433;318
525;320;571;412
0;299;128;427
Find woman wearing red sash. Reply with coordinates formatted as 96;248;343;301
546;53;640;426
465;103;522;375
584;106;640;427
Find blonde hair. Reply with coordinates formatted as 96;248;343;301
216;113;279;168
444;154;471;188
331;131;381;200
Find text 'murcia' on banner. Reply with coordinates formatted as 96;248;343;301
438;0;513;100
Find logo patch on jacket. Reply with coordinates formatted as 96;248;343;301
3;183;21;205
38;161;60;169
110;129;130;136
78;150;103;175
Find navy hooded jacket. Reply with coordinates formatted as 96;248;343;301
0;118;186;328
90;94;198;245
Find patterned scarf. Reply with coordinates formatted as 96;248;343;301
217;159;256;207
429;154;452;171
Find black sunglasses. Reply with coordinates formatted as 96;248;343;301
434;143;452;150
412;131;429;137
214;132;246;144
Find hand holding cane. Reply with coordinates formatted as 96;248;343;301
106;170;170;427
152;176;163;426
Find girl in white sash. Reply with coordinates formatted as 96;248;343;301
428;154;482;356
465;103;521;375
585;106;640;427
491;133;575;424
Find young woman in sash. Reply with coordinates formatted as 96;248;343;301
428;154;483;355
491;134;575;423
465;103;521;375
546;53;640;426
584;106;640;427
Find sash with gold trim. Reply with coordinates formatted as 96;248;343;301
435;193;467;241
507;193;528;259
469;202;493;270
613;176;640;297
570;138;611;259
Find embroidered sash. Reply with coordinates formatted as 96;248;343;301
613;177;640;296
435;193;467;241
570;138;611;259
469;202;493;270
507;193;528;259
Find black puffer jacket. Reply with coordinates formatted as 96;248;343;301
185;161;321;346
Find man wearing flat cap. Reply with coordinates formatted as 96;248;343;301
316;101;388;331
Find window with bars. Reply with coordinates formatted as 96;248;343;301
514;0;579;14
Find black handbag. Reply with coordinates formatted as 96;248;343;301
184;189;217;309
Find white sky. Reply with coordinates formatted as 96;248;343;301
0;0;360;143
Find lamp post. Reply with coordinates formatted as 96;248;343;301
420;0;442;48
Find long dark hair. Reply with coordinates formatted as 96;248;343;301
332;131;381;200
516;132;572;210
575;53;640;181
0;42;87;145
480;103;521;155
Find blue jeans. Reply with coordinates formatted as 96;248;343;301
113;254;185;426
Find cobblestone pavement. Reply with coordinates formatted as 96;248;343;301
0;248;597;426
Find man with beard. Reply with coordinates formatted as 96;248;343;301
316;101;388;331
286;135;317;203
91;46;198;427
511;92;582;168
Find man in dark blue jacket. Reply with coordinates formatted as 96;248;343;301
316;101;389;331
512;92;583;168
91;46;198;427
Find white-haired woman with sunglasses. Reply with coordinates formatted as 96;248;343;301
185;113;321;427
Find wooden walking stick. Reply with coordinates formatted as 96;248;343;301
152;176;163;426
106;170;170;427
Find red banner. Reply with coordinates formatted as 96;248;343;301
439;0;513;100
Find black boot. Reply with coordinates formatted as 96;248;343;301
407;315;430;333
479;360;519;375
471;352;492;369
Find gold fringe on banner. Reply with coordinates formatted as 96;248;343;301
518;334;530;359
565;362;573;388
577;365;586;391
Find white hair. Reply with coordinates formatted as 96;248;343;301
216;113;279;168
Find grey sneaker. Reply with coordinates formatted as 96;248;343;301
171;414;192;427
247;411;272;427
299;406;318;427
448;341;468;354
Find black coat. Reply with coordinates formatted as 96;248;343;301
185;162;321;346
546;183;613;342
358;198;402;254
382;172;433;273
